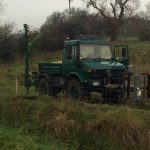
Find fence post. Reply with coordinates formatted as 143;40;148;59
147;72;150;98
133;74;142;102
143;75;147;99
16;75;18;95
127;73;131;100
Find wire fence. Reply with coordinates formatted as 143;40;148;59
0;68;150;104
28;72;150;103
127;73;150;102
59;73;150;104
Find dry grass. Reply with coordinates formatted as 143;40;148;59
86;110;150;150
0;39;150;149
0;95;150;150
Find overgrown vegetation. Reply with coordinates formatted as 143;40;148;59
0;43;150;149
0;1;150;149
0;1;150;62
0;95;150;150
0;126;66;150
116;39;150;73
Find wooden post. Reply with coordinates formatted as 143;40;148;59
143;75;146;99
147;73;150;98
127;73;131;100
16;76;18;95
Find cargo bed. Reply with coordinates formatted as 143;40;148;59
38;63;62;74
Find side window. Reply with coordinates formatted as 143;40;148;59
114;46;128;58
66;45;77;60
66;46;72;59
72;46;77;60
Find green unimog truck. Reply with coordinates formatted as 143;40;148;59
30;36;129;102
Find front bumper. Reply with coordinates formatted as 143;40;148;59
104;83;124;89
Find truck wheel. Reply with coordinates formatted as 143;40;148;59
38;78;50;96
66;79;84;100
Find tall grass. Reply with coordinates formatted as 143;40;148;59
0;126;66;150
0;96;150;150
115;39;150;73
0;40;150;149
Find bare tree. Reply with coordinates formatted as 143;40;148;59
68;0;73;16
0;1;15;55
83;0;140;40
146;2;150;11
146;2;150;19
68;0;73;10
0;0;5;14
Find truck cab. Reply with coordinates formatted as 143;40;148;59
36;36;129;102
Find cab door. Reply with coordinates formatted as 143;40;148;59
114;45;129;69
62;41;80;76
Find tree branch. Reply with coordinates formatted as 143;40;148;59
110;2;118;20
89;0;109;19
118;0;129;21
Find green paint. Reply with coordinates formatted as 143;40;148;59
36;38;127;92
24;24;42;95
24;24;30;95
23;33;129;97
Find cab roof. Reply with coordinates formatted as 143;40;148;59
64;39;111;45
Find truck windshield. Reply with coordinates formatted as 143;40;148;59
80;44;113;60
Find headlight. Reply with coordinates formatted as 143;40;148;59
92;81;100;86
87;69;92;73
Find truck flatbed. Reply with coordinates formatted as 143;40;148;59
38;62;62;74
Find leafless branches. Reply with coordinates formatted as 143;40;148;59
84;0;140;21
0;0;5;14
83;0;140;40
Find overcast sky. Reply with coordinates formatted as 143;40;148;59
0;0;149;31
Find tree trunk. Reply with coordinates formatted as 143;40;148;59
110;30;118;41
106;20;120;41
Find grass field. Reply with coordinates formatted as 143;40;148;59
0;126;67;150
117;39;150;73
0;94;150;150
0;39;150;150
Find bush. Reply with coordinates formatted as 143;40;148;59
0;97;150;150
138;27;150;41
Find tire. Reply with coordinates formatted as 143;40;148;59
38;78;50;96
66;79;85;100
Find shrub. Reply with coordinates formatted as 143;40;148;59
138;27;150;41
